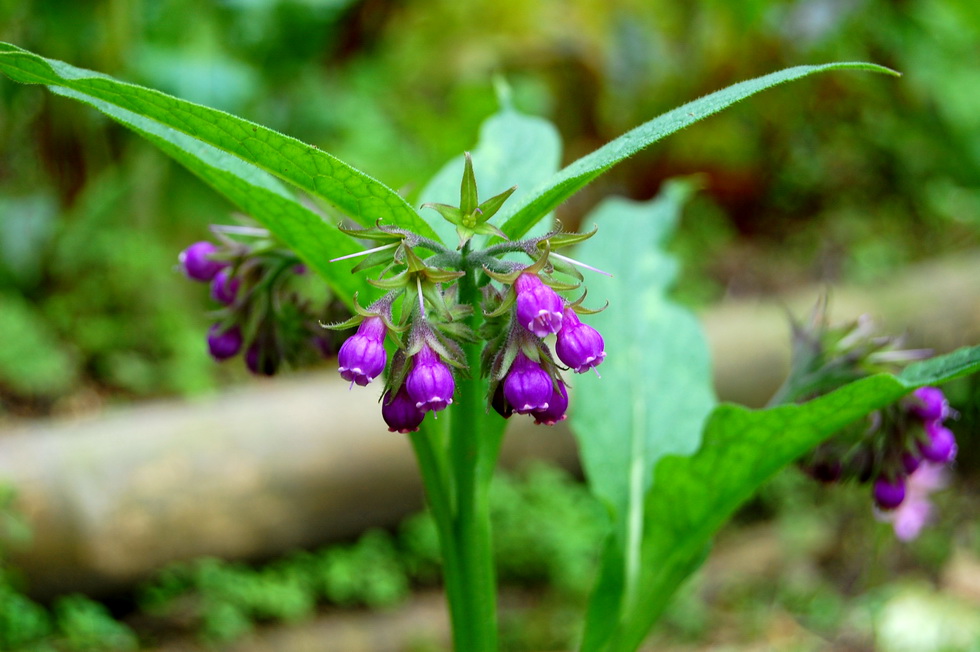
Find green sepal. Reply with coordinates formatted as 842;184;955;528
482;289;517;319
421;202;465;227
367;270;410;290
471;221;510;240
350;247;401;274
565;289;608;315
476;185;518;223
536;225;599;250
421;282;455;322
460;152;479;216
338;222;409;243
548;255;586;282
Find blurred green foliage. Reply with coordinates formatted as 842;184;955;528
1;0;978;412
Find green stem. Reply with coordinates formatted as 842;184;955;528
408;248;505;651
446;257;505;651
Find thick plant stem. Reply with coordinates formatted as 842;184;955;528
408;250;505;651
443;259;505;651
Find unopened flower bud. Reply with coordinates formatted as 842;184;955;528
555;308;606;373
382;387;426;433
503;352;553;414
179;241;226;282
338;317;388;387
919;421;957;464
210;269;241;305
406;345;455;413
514;273;564;337
873;476;906;510
207;324;243;360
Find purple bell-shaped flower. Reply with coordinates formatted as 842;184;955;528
555;308;606;373
207;324;243;360
873;476;907;510
338;317;388;387
514;273;564;337
532;381;569;425
382;387;427;433
210;268;241;305
406;345;455;413
179;241;226;282
503;352;553;414
919;420;958;464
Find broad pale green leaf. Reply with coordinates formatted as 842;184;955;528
569;181;716;645
599;345;980;652
417;106;561;247
0;42;439;243
47;86;366;307
498;62;899;240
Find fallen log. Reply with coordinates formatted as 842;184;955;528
1;253;977;597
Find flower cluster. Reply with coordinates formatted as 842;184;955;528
326;154;607;433
178;225;346;375
784;302;959;541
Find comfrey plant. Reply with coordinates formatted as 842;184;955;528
3;43;979;652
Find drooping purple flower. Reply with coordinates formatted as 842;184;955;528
245;343;278;376
873;476;906;510
406;345;455;413
382;387;426;433
207;324;243;360
491;383;514;420
555;308;606;373
919;421;958;464
902;452;922;475
532;381;569;425
875;462;947;541
179;241;226;282
514;273;564;337
337;317;388;387
909;387;949;421
210;269;241;305
503;352;553;414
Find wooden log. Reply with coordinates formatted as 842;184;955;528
1;253;978;597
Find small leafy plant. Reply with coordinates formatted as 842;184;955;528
2;42;978;651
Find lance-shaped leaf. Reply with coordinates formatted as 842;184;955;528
40;86;366;307
498;62;899;240
591;345;980;651
0;42;440;243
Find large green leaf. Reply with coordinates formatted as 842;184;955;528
417;105;562;246
569;181;716;646
498;62;899;240
596;345;980;652
0;42;439;243
46;85;366;307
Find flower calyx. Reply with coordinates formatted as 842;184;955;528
422;152;517;249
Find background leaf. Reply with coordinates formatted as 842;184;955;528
497;62;899;239
416;104;562;246
597;346;980;651
0;42;439;243
569;181;717;647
